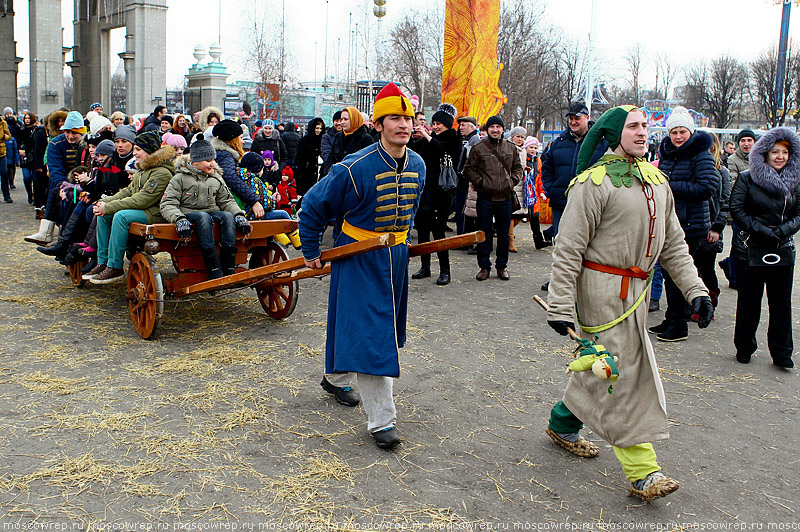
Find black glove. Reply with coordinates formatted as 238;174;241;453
548;320;575;337
176;218;192;240
692;296;714;329
234;214;251;235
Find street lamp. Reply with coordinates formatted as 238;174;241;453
373;0;386;80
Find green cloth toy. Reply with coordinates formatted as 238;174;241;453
567;337;619;394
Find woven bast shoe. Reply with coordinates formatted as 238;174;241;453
545;428;599;458
629;471;680;501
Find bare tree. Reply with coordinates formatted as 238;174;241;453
653;52;676;101
624;43;645;106
706;55;748;128
111;73;126;114
385;7;444;109
750;45;799;127
682;55;747;127
238;0;295;89
496;0;561;131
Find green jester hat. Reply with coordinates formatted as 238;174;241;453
567;105;666;194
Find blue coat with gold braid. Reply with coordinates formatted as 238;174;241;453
299;140;426;377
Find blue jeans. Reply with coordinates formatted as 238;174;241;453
263;209;291;220
185;211;235;250
476;196;512;270
22;167;34;202
650;261;663;301
96;209;149;269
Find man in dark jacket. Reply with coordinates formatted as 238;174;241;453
320;111;342;166
541;103;608;239
463;115;523;281
281;121;301;167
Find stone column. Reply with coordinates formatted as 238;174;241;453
123;0;167;115
0;0;22;113
71;0;104;115
29;0;64;115
184;44;229;117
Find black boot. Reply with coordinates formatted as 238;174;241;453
531;216;552;249
81;257;97;274
412;255;431;279
59;243;84;265
200;247;223;280
436;251;450;285
220;246;238;276
37;239;70;257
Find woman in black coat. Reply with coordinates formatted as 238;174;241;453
323;107;375;174
649;108;719;342
409;106;460;285
730;127;800;368
293;117;325;196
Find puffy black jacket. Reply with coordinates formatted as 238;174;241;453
730;170;800;261
658;131;720;240
251;130;288;171
324;125;375;173
541;127;607;210
281;122;301;162
410;128;461;213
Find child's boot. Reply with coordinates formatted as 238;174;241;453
220;246;238;276
274;233;291;247
201;248;224;280
288;229;301;249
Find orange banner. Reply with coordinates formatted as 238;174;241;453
441;0;507;126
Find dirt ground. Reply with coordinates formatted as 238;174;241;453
0;185;798;530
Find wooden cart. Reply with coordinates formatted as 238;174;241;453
118;219;483;340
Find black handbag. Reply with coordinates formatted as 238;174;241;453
438;153;458;192
746;246;794;267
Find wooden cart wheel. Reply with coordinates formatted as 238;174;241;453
67;259;88;288
126;253;164;339
250;242;298;320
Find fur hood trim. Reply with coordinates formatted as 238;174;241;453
749;127;800;196
174;154;223;179
136;145;176;171
210;136;242;159
198;106;224;132
47;111;69;138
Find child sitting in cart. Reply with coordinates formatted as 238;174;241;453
159;135;251;280
276;166;298;216
237;152;301;249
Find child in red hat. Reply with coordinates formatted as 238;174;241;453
276;166;298;215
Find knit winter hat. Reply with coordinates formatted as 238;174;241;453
665;106;695;134
213;119;243;142
3;107;13;115
523;136;541;150
114;124;137;143
431;103;457;129
96;139;116;156
89;115;112;136
61;111;87;133
332;110;342;122
282;166;294;178
485;115;505;130
737;129;756;143
85;111;99;123
161;132;187;149
372;83;414;121
508;126;527;139
190;133;216;163
240;152;264;174
261;150;274;166
89;102;103;112
160;115;173;125
263;119;275;128
576;105;644;173
133;131;162;155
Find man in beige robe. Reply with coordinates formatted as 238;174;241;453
544;106;714;501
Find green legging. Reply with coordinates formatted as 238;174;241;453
549;401;660;482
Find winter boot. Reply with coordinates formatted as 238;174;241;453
37;239;70;257
287;229;302;249
412;254;431;279
531;215;552;249
436;252;450;285
220;246;238;276
201;247;224;280
25;220;56;245
274;233;291;247
509;219;519;253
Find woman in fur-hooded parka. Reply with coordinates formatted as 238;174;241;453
197;106;224;133
730;127;800;368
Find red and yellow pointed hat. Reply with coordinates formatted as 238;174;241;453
372;83;414;121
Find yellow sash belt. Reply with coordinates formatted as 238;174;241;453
342;220;408;247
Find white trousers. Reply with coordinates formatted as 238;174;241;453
325;372;396;433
